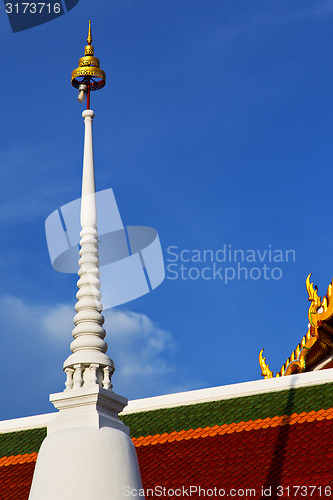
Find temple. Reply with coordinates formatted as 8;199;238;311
1;24;333;500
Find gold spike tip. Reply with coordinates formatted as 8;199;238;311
87;20;92;45
71;21;106;91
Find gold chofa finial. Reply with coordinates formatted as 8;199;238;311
71;22;106;94
87;20;92;45
259;348;273;378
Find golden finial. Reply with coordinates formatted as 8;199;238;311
87;20;92;45
306;273;322;326
259;348;273;378
71;21;106;107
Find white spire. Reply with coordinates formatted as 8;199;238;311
63;109;114;391
28;24;145;500
29;105;145;500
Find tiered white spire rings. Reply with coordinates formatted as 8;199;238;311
63;110;114;391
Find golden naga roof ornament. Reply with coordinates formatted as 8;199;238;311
71;21;106;101
259;273;333;379
306;273;324;326
259;349;273;378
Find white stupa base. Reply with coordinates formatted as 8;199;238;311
48;385;129;434
28;386;145;499
28;426;144;499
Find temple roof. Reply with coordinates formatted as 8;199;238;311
260;273;333;378
1;372;333;499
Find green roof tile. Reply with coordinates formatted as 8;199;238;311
1;382;332;456
120;382;333;438
0;428;46;458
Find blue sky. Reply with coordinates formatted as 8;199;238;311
1;0;333;420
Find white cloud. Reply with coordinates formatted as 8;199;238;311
313;0;333;16
105;309;176;395
0;295;178;401
40;303;74;340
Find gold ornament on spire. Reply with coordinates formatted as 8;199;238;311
87;19;92;45
71;21;106;92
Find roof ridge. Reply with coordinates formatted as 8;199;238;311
122;369;333;415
